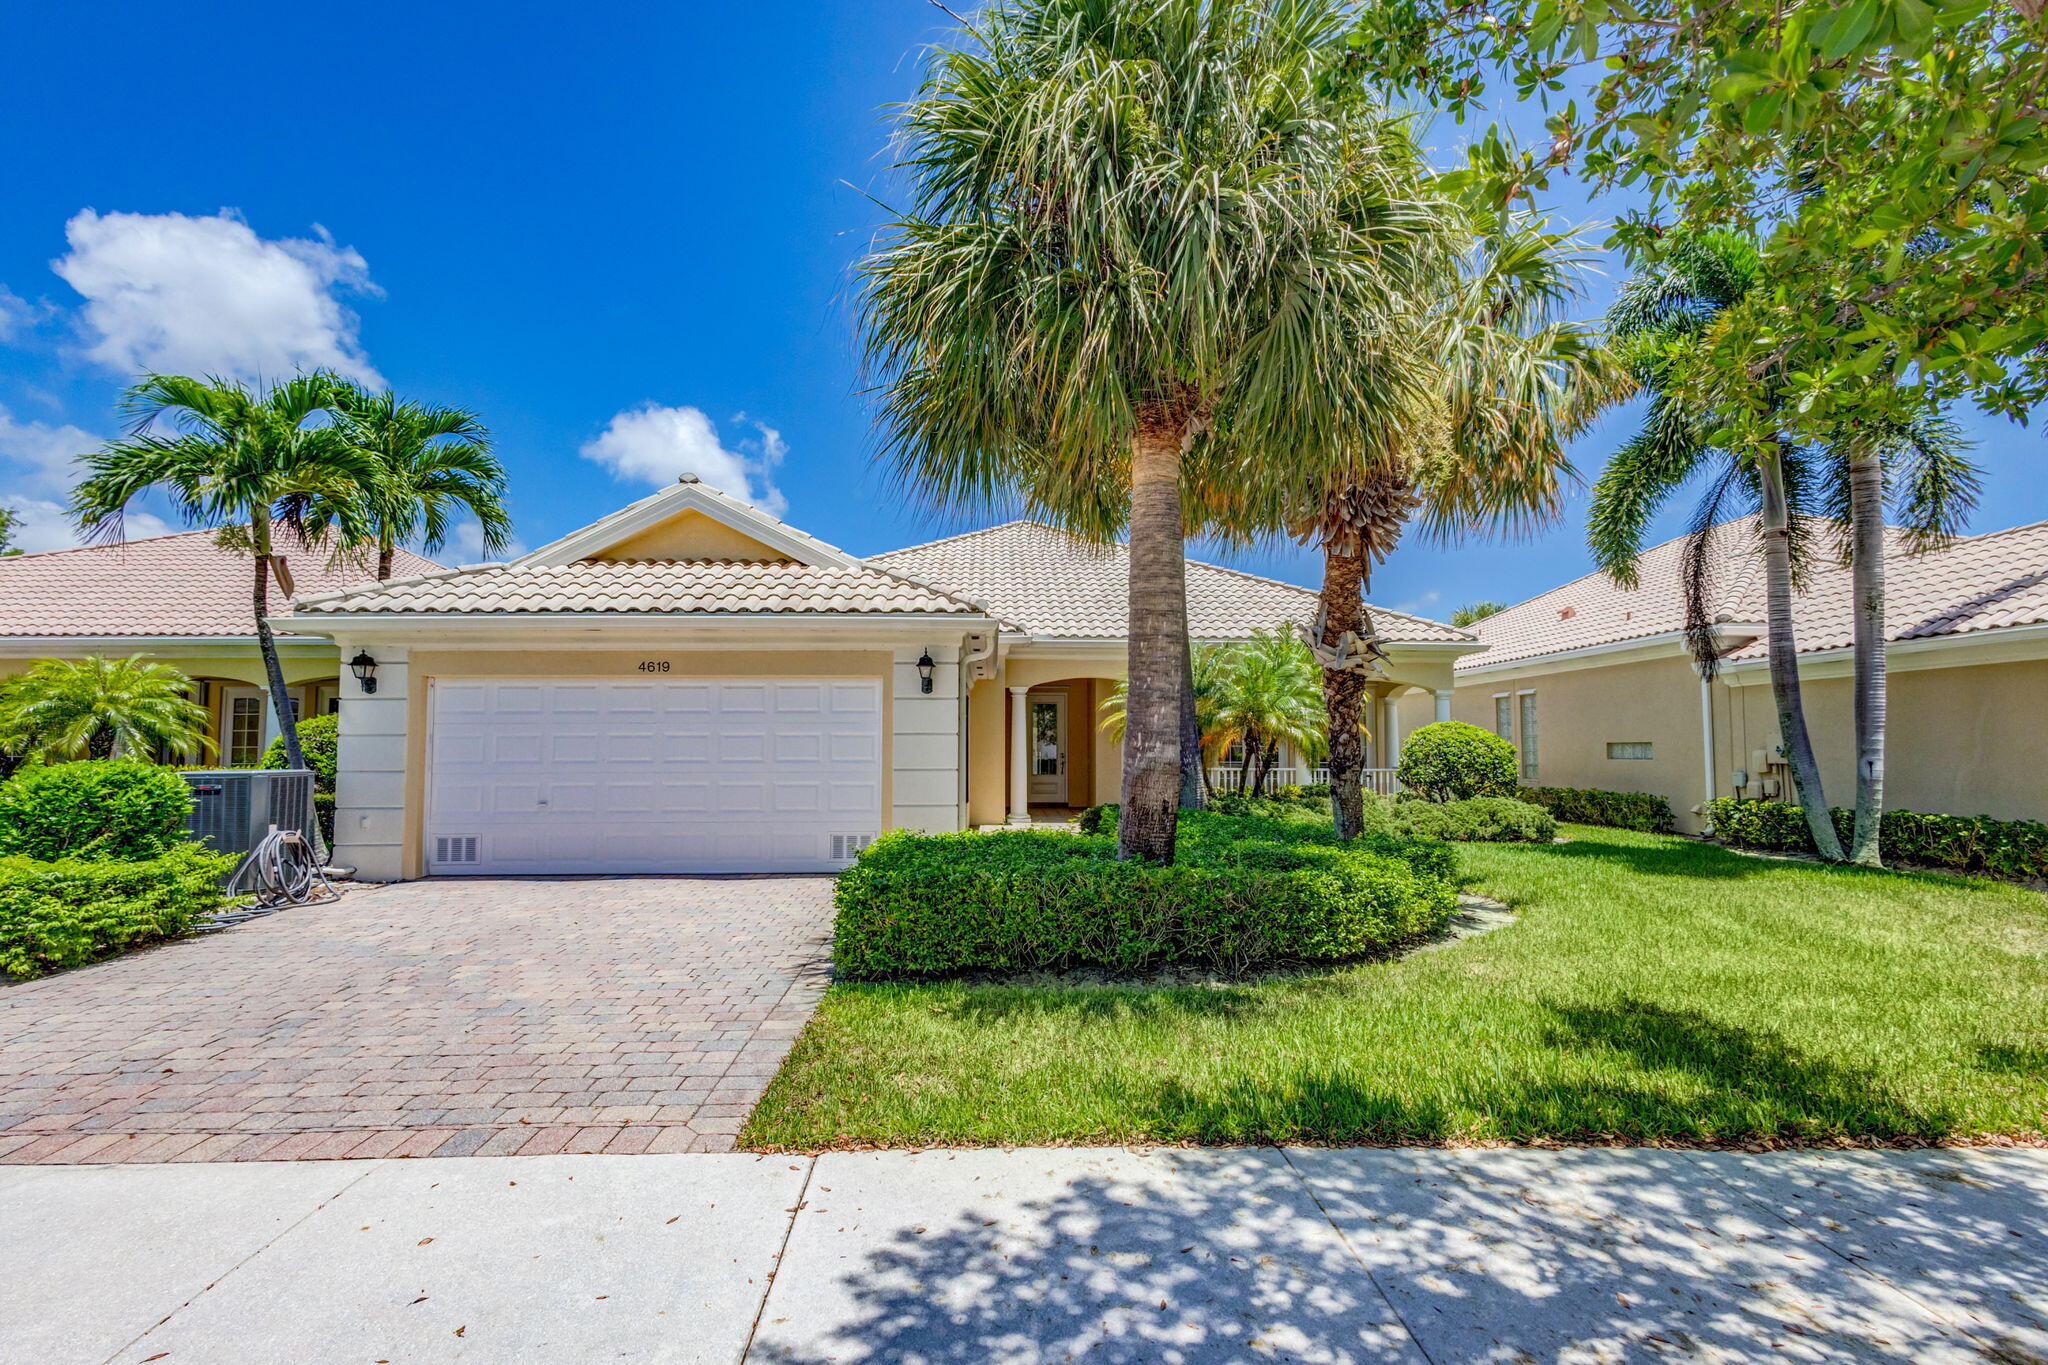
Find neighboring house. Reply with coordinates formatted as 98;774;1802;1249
285;479;1479;879
1448;517;2048;832
0;529;440;765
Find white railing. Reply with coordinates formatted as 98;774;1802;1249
1205;766;1401;795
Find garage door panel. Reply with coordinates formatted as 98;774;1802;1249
428;677;882;874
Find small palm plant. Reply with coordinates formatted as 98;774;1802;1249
318;385;511;579
1210;631;1326;795
0;656;210;761
69;372;371;776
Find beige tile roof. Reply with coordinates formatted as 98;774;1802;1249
293;558;989;617
1459;516;2048;670
870;521;1473;643
0;528;441;638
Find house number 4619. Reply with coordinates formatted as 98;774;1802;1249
636;660;672;673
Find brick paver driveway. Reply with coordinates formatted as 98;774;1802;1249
0;877;833;1164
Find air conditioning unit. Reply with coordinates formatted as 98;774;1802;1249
181;769;317;867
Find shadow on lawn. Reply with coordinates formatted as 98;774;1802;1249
1137;997;1953;1144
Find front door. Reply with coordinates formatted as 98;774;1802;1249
1027;692;1069;805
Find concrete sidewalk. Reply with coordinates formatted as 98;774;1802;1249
6;1146;2043;1364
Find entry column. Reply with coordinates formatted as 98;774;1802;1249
1007;685;1031;824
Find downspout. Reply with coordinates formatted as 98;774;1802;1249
1698;668;1718;827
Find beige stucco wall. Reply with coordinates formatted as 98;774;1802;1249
966;660;1125;825
1724;657;2048;823
587;510;790;562
1452;653;1712;829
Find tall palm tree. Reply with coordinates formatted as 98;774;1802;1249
68;372;370;776
861;0;1432;863
317;385;511;579
1250;211;1621;837
1591;232;1974;864
1100;640;1236;801
0;656;210;761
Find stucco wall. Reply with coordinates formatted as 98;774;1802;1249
1724;657;2048;823
1451;654;1712;829
586;509;790;563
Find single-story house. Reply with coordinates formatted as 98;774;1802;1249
283;478;1479;879
0;530;440;765
1446;516;2048;832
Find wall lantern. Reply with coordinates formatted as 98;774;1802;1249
916;649;936;695
349;650;380;695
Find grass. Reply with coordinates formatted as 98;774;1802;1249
744;825;2048;1150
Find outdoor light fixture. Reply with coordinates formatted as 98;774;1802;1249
916;649;936;694
349;650;380;695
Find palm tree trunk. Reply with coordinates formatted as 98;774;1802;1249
1848;446;1886;866
1319;542;1373;838
377;539;395;581
1117;414;1188;863
1178;624;1204;810
1238;739;1255;792
250;512;309;776
1757;443;1845;861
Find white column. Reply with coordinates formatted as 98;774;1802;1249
332;641;410;881
1385;695;1402;766
1434;689;1454;724
1007;685;1032;824
1698;671;1718;807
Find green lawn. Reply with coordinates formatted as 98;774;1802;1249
744;825;2048;1149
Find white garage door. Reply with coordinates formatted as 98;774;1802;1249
426;677;883;875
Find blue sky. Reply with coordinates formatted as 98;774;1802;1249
1;2;2040;621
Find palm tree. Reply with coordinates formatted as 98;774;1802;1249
1450;601;1506;628
317;385;511;579
1100;641;1237;800
860;0;1432;862
1207;630;1325;794
0;656;210;761
0;504;19;556
1591;232;1974;864
1254;211;1622;837
68;372;370;776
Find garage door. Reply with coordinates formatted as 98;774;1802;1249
426;677;883;874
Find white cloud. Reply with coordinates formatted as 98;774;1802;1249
0;406;99;498
1;496;171;554
0;286;35;341
51;209;382;386
579;404;787;515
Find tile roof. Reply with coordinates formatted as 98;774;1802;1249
292;559;990;617
0;528;441;639
1459;516;2048;670
870;521;1473;643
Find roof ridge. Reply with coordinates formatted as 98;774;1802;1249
0;525;223;561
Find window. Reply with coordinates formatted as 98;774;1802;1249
1492;694;1512;739
1030;700;1060;777
1516;692;1539;781
227;697;264;766
1607;741;1654;760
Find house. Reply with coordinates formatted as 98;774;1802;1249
0;529;440;765
1446;517;2048;832
285;479;1480;879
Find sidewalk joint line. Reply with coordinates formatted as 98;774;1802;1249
738;1154;816;1363
1278;1146;1439;1365
98;1158;389;1365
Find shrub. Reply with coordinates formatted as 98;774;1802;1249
834;810;1459;979
0;760;195;861
1391;796;1557;843
1395;722;1519;802
0;844;239;978
1519;785;1677;833
261;713;338;787
1077;803;1116;834
1705;797;2048;882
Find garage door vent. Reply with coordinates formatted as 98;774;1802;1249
434;835;480;865
830;833;875;862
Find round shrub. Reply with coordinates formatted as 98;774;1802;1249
261;712;338;788
1395;721;1519;802
0;760;195;861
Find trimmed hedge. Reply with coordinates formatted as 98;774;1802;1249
1392;796;1557;844
0;844;240;979
1706;797;2048;881
0;761;195;861
1395;722;1519;802
1519;785;1678;833
834;810;1459;979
